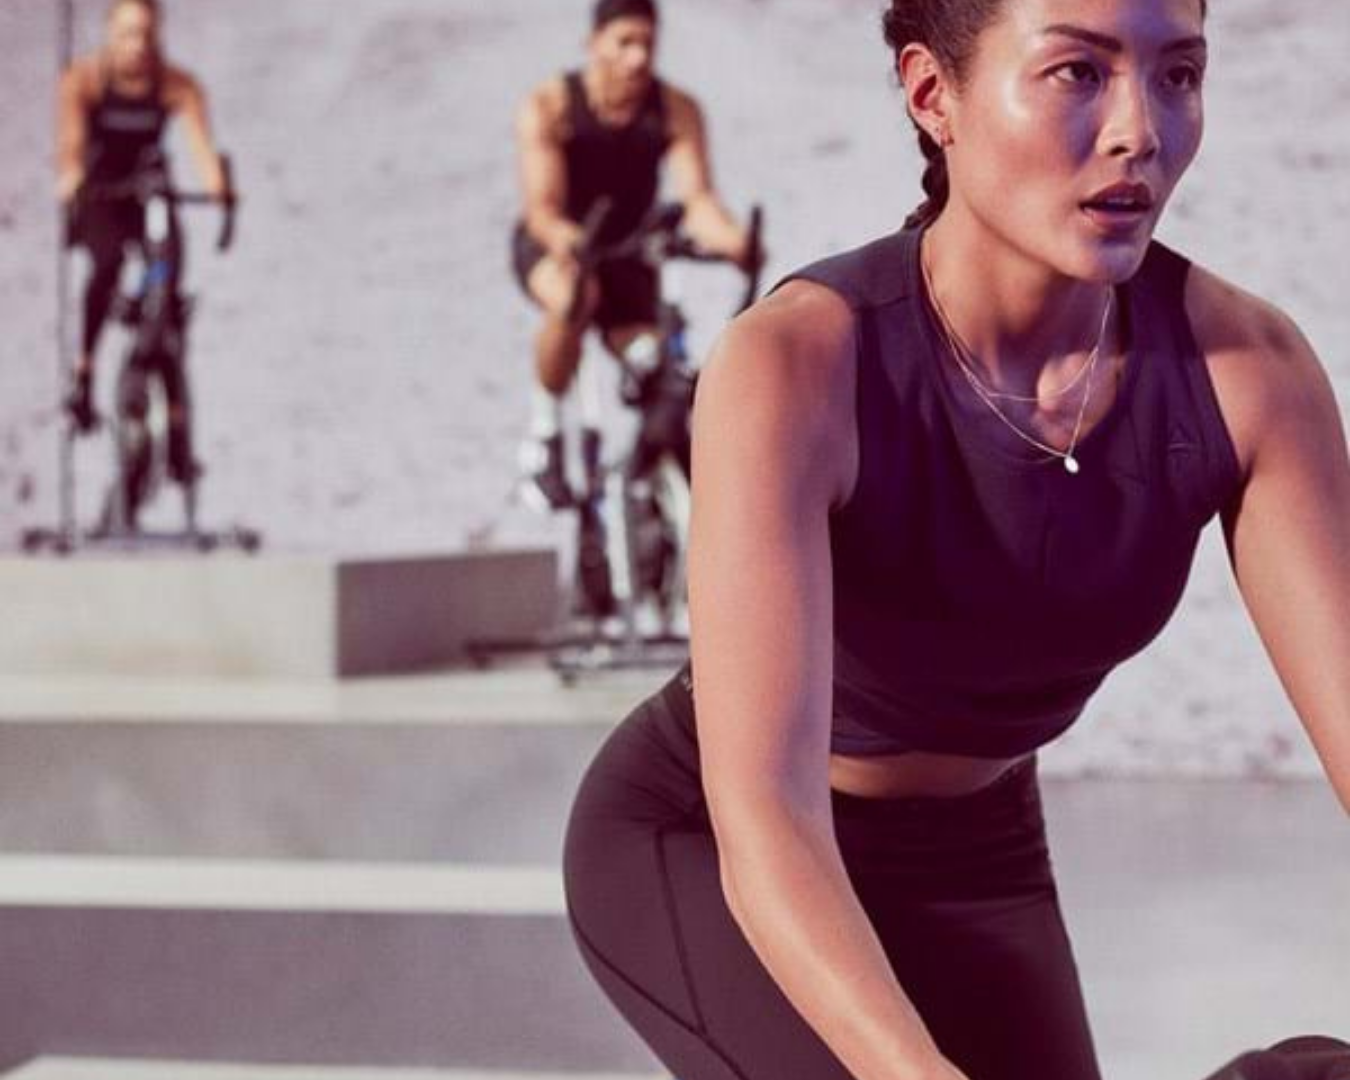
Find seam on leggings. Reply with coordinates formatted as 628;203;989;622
567;903;753;1080
654;826;710;1035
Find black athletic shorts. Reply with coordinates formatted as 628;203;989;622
511;221;659;331
563;669;1104;1080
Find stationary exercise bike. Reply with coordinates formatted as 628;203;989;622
22;150;260;555
468;198;763;681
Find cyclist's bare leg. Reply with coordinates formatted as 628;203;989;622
526;256;599;394
519;256;600;510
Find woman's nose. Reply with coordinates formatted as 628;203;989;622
1099;78;1161;162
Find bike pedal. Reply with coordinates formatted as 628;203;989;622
516;434;575;512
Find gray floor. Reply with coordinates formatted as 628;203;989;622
1043;778;1348;1079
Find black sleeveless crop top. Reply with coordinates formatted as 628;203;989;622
774;226;1243;759
86;63;169;183
562;70;670;245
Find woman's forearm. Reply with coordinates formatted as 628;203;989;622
715;799;964;1080
683;191;748;262
56;70;87;201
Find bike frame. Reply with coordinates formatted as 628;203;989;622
103;179;190;535
22;152;258;555
554;200;763;678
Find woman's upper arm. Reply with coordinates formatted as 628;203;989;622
56;62;91;174
1193;268;1350;812
687;283;858;838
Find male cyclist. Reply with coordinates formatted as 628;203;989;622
56;0;226;483
512;0;758;509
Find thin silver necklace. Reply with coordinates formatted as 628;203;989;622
921;243;1112;475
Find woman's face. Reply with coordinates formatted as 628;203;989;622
106;2;159;77
945;0;1206;283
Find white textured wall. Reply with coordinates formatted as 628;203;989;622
1;0;1347;776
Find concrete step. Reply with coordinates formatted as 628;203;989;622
0;856;654;1074
3;1058;664;1080
0;667;668;863
0;550;557;678
0;720;608;863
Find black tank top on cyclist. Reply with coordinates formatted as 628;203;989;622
677;227;1242;760
85;60;169;184
562;69;670;244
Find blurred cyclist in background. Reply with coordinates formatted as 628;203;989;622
510;0;759;509
56;0;226;479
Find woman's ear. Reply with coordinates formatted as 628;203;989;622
899;42;955;147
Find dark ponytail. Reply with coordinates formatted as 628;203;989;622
907;126;947;229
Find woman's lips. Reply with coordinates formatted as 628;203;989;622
1080;201;1152;233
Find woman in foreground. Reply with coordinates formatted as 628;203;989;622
564;1;1350;1077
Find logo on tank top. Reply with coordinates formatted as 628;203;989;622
99;107;161;133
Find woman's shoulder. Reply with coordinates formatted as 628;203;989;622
698;224;920;419
61;55;102;100
160;63;206;108
1181;256;1330;469
696;282;859;506
708;281;856;401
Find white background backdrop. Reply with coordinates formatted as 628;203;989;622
1;0;1347;776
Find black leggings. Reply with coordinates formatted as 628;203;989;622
563;672;1103;1080
70;198;183;357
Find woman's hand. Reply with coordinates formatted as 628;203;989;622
56;168;85;205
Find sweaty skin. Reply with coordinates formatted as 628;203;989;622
689;1;1350;1079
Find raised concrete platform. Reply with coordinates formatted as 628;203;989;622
0;719;609;863
0;666;661;863
0;550;557;678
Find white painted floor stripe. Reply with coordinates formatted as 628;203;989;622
3;1060;665;1080
0;669;660;727
0;856;564;915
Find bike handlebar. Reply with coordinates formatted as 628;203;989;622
75;152;239;253
566;197;764;324
1205;1037;1350;1080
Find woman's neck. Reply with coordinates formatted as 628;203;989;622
104;52;158;93
922;210;1113;394
582;66;647;124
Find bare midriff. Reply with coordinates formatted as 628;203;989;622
828;749;1031;799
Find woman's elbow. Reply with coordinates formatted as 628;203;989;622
706;786;833;926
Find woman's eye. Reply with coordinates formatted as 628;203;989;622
1050;61;1102;87
1164;63;1204;91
